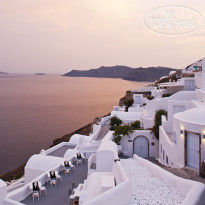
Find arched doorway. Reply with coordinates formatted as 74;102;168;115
133;136;149;158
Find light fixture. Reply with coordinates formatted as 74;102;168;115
203;135;205;139
180;130;184;134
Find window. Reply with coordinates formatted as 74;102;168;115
173;131;177;144
166;155;168;164
163;150;165;160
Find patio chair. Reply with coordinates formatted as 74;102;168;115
30;181;40;201
63;160;71;176
70;161;75;172
39;183;47;196
32;191;39;202
76;153;83;166
48;170;57;187
56;171;62;182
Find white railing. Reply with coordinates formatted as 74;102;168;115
159;126;175;167
88;154;96;174
102;131;113;141
79;145;100;153
133;154;205;205
3;198;24;205
45;142;77;155
92;125;102;140
98;116;110;126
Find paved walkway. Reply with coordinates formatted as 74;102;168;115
21;160;88;205
121;158;184;205
95;124;110;141
148;159;205;184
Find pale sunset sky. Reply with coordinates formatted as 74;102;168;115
0;0;205;74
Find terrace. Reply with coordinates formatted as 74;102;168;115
48;145;76;157
21;160;88;205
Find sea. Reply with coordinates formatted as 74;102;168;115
0;75;149;175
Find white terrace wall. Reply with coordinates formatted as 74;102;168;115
0;180;7;205
195;72;202;89
84;161;132;205
156;91;196;112
133;155;205;205
120;130;157;158
159;126;181;168
163;100;191;133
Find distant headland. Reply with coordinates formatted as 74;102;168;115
63;66;177;82
35;73;46;75
0;71;9;75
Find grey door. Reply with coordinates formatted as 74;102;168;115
134;136;148;158
187;132;199;170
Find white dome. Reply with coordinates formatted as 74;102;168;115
174;108;205;125
169;71;176;76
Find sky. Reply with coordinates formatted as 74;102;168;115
0;0;205;74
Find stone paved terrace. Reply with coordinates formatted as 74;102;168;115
48;145;76;157
149;159;205;184
21;160;88;205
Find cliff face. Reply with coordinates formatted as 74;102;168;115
119;91;133;106
64;66;176;82
123;67;176;82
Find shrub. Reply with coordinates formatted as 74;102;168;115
110;116;122;130
113;124;133;145
147;96;154;100
124;98;134;112
130;120;141;130
152;110;167;139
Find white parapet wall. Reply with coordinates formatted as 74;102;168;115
133;154;205;205
0;180;7;205
81;160;132;205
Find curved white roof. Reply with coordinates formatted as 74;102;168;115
174;108;205;125
25;154;64;171
70;134;92;144
64;149;78;159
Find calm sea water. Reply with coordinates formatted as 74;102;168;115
0;75;148;174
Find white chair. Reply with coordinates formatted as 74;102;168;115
39;182;47;196
29;182;40;201
62;161;71;175
32;191;39;202
69;161;75;171
56;171;62;183
47;171;57;187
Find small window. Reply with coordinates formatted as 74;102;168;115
166;155;168;164
163;150;165;160
173;131;177;144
